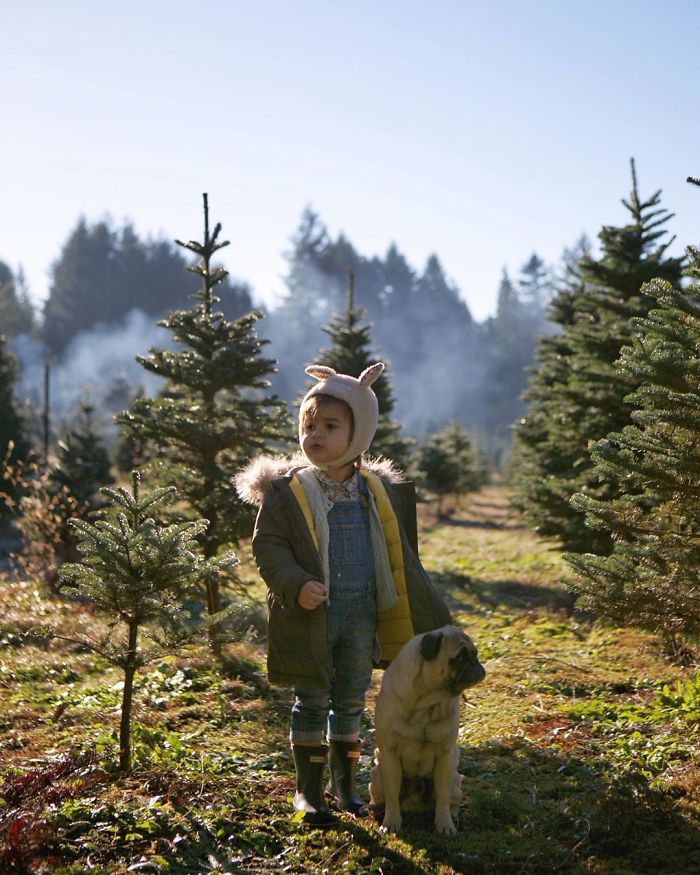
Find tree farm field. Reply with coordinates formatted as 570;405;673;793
1;486;699;874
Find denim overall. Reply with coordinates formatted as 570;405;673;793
291;478;377;743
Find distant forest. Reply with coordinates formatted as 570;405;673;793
0;207;585;462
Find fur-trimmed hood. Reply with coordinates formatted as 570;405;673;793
235;452;406;507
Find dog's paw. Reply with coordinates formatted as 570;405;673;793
435;814;457;836
380;810;403;833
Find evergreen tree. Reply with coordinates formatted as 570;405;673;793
267;208;341;399
567;239;700;659
411;255;474;354
518;252;551;332
114;389;151;474
0;262;35;337
377;243;416;354
390;254;477;437
43;219;122;355
284;207;339;323
116;195;288;645
141;234;252;323
416;419;481;517
0;334;32;519
510;237;591;523
59;471;237;771
314;268;412;467
477;269;534;450
42;220;254;357
381;243;415;319
511;161;684;552
53;402;114;509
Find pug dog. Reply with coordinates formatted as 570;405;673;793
369;625;485;835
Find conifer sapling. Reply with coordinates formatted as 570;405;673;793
58;471;238;772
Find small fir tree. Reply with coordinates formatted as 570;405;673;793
314;267;412;467
511;161;684;553
416;419;481;517
0;334;32;519
117;195;288;646
2;403;112;590
567;233;700;660
59;471;238;771
2;457;81;591
53;402;114;509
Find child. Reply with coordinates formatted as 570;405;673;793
236;363;452;826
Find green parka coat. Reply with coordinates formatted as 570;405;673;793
236;455;452;689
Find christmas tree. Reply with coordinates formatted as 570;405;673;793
416;419;481;518
53;402;114;509
568;218;700;659
59;471;237;771
313;267;412;467
511;162;684;553
116;195;288;643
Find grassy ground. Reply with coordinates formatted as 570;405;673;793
1;486;699;874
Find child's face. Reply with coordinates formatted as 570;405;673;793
301;398;353;467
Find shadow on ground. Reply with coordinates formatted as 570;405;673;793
349;738;700;875
441;515;526;532
435;570;576;615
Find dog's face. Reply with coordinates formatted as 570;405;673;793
418;626;486;695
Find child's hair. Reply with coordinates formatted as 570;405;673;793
300;393;355;439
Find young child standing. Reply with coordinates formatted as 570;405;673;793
236;363;451;826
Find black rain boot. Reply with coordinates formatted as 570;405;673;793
292;744;338;827
327;740;368;815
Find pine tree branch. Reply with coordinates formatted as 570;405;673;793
49;633;115;663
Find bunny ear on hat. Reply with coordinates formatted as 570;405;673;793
359;362;385;386
305;365;336;382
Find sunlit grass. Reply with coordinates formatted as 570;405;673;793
1;486;698;873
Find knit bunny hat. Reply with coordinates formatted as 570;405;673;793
299;362;385;469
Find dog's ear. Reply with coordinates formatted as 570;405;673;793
420;631;444;662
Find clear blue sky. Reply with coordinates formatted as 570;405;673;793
3;0;699;321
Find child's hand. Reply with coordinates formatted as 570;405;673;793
298;580;328;610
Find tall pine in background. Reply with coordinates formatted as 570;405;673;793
117;195;288;643
42;220;253;357
477;269;535;459
511;161;684;552
568;205;700;659
0;334;32;519
0;262;35;337
518;252;552;334
314;268;412;468
510;237;591;530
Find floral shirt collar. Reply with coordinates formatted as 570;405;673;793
312;468;362;503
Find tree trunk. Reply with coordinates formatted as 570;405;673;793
202;443;223;659
119;621;139;773
206;578;223;659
